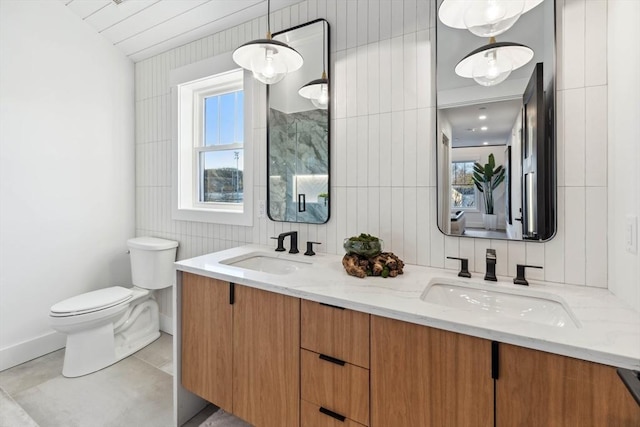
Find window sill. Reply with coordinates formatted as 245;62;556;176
172;206;253;226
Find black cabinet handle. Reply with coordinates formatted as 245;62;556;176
229;282;235;305
319;302;345;310
491;341;499;380
319;407;346;422
617;368;640;406
319;353;346;366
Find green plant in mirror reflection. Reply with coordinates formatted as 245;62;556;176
472;153;506;214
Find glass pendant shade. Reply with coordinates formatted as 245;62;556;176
298;72;329;109
455;41;533;87
298;21;329;109
463;0;525;37
439;0;544;37
233;37;303;85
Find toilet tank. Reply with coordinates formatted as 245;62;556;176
127;237;179;290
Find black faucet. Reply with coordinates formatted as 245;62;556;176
484;249;497;281
272;231;299;254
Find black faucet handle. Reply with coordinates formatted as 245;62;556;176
305;241;322;256
447;256;471;278
270;236;286;252
514;264;543;286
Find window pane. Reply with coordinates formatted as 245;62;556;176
204;90;243;146
200;149;244;203
452;185;476;208
204;97;219;146
219;92;237;145
451;161;476;208
234;91;244;143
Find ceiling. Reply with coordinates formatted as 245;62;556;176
440;99;522;148
58;0;300;62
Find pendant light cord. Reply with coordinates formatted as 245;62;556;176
267;0;271;38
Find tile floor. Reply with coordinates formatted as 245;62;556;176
0;332;216;427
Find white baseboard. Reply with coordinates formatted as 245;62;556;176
0;331;66;372
159;313;173;335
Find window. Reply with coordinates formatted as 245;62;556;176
197;85;244;205
451;161;478;210
171;53;254;226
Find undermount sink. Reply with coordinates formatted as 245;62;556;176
220;252;311;275
421;280;580;328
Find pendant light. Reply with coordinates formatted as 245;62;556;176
232;0;303;84
455;38;533;86
298;21;329;110
439;0;544;37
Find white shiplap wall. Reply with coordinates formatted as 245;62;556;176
135;0;609;323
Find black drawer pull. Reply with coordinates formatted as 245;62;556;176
319;302;345;310
319;407;346;422
319;353;346;366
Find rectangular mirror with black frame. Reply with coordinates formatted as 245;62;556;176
436;0;555;241
267;19;330;224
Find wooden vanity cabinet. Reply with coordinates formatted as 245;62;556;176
181;273;300;427
233;284;300;427
370;315;494;427
300;300;371;426
301;300;370;368
182;273;639;427
496;343;640;427
181;273;232;412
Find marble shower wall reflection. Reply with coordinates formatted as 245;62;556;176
268;108;329;223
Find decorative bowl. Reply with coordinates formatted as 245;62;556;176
343;237;383;257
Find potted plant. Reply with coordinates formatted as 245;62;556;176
318;192;328;206
472;153;506;230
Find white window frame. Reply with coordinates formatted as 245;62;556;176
170;53;254;226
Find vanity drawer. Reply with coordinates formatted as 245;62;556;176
301;299;370;368
301;349;370;426
301;400;367;427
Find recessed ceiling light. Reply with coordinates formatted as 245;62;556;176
483;141;489;145
479;115;487;120
481;126;488;131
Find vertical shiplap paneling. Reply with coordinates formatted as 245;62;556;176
585;85;608;187
562;0;586;89
563;88;586;187
564;187;587;285
585;186;608;288
134;0;610;323
368;0;379;43
584;0;607;87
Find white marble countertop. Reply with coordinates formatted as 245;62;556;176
175;244;640;370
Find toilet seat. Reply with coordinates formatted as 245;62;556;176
50;286;133;317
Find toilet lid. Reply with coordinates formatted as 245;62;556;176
50;286;133;316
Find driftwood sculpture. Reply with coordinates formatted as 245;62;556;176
342;252;405;279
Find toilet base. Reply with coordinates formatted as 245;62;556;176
60;294;161;378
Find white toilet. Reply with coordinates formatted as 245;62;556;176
49;236;179;378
